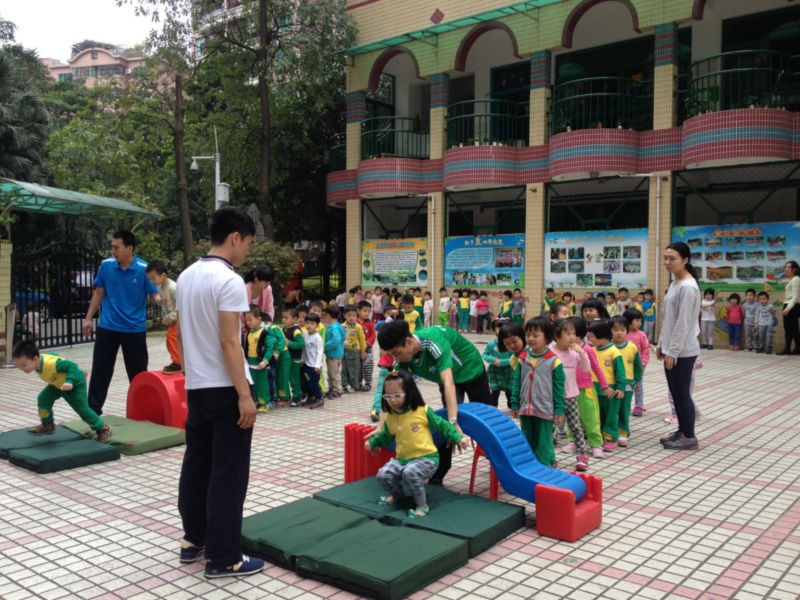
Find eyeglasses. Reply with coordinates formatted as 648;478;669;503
383;393;406;401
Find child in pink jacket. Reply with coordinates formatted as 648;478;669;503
623;308;650;417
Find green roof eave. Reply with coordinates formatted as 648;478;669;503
0;179;162;219
343;0;565;57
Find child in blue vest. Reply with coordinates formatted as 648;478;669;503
13;340;111;442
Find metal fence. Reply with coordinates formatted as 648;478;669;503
446;99;529;148
360;116;430;160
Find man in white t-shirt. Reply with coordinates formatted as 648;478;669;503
175;206;264;579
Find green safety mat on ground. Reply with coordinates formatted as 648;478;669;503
295;518;468;600
61;415;185;455
7;439;120;473
241;497;371;569
314;477;525;557
0;426;84;459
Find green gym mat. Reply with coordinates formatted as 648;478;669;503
241;497;370;569
0;426;84;459
8;439;120;473
61;415;185;455
295;518;468;600
314;477;526;557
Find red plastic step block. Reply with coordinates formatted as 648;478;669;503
344;423;394;483
127;371;188;430
535;473;602;542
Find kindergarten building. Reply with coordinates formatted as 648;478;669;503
328;0;800;346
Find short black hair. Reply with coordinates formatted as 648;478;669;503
596;292;606;300
587;319;612;340
553;318;574;339
284;308;299;318
12;339;39;359
503;290;512;298
343;305;357;315
609;315;629;332
497;322;525;353
562;291;573;300
401;294;414;306
439;287;447;293
243;264;274;283
377;319;412;351
546;288;554;293
357;300;372;310
325;305;339;319
644;289;654;296
145;260;167;275
209;206;256;246
525;316;553;343
550;301;569;315
305;313;320;324
729;293;741;302
757;291;769;299
296;305;308;315
568;316;587;339
309;300;323;308
246;305;263;319
704;288;715;296
618;287;629;293
381;370;425;413
581;298;610;319
112;229;136;249
623;308;643;322
745;288;756;295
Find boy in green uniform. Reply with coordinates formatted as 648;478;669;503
401;294;423;333
13;340;112;441
377;320;493;482
282;308;305;406
243;307;271;412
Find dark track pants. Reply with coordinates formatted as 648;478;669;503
88;326;148;415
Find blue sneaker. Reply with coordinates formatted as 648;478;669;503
205;554;264;578
180;541;205;563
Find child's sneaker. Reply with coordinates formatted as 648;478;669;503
307;398;324;409
289;399;300;407
560;441;576;454
162;362;182;374
29;423;55;435
205;554;264;578
370;409;380;422
617;436;628;448
257;404;270;414
342;386;352;393
663;415;678;424
576;454;589;472
631;406;643;417
361;384;372;392
591;446;604;459
180;540;205;563
602;441;616;451
94;425;112;443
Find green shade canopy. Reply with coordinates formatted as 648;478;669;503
0;178;161;218
343;0;566;57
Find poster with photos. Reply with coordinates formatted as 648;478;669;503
544;228;649;288
672;221;800;291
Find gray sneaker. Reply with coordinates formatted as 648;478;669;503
662;433;698;450
659;430;681;444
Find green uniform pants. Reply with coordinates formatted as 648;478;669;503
341;348;361;390
512;315;524;326
38;383;104;432
568;386;603;447
438;312;449;327
248;357;270;407
289;359;303;400
519;415;555;467
275;352;292;401
599;385;621;442
618;389;632;439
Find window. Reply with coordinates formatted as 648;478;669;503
91;50;98;60
58;73;72;82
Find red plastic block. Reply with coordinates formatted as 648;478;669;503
535;472;602;542
344;423;394;483
469;444;499;500
127;371;188;430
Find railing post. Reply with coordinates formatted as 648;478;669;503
345;91;366;291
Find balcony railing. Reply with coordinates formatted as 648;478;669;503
550;76;653;135
328;132;346;171
686;50;795;117
361;116;429;160
446;99;529;148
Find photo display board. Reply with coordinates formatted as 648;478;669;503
444;234;525;288
362;238;428;287
672;222;799;291
544;228;649;289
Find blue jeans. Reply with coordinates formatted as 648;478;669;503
728;322;742;347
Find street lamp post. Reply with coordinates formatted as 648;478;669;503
190;126;229;210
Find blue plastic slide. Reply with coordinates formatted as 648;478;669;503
443;403;587;503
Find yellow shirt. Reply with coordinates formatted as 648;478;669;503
39;354;69;389
459;297;470;309
414;296;423;307
246;326;264;358
592;343;624;387
383;406;438;460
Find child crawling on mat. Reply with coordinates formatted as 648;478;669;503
12;340;112;442
365;369;467;518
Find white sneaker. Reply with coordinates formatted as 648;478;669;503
560;441;576;454
663;415;678;424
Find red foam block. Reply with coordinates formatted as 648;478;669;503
344;423;394;483
535;472;602;542
126;371;188;430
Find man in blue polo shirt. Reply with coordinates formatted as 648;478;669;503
83;230;161;414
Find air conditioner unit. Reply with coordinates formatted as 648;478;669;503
125;68;132;75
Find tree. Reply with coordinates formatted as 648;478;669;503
194;0;356;239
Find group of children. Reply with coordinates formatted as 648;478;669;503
702;288;777;352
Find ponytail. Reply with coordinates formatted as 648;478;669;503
686;262;699;280
666;241;698;280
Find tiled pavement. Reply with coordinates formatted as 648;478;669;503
1;334;799;600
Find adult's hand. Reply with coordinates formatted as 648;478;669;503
82;320;93;338
237;393;257;429
664;355;676;370
656;347;664;361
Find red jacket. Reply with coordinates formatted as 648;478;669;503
358;319;376;348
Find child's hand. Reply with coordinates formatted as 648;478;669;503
457;437;469;450
60;382;73;392
273;353;279;361
603;387;614;398
361;353;366;362
615;389;624;399
258;360;267;369
511;409;518;418
569;341;585;354
161;316;169;326
554;414;564;427
493;357;501;366
364;440;373;453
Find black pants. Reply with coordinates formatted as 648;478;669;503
179;386;253;566
476;312;491;334
433;370;493;480
783;303;800;351
88;326;148;415
663;356;697;439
